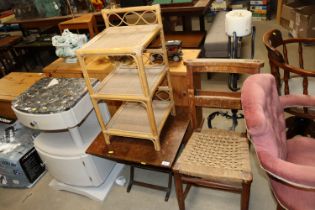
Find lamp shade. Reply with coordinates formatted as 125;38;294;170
225;10;252;37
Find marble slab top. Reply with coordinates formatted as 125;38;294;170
12;77;96;114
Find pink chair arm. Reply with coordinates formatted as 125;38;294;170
280;95;315;108
259;151;315;189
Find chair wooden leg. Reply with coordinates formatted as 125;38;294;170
174;171;186;210
241;181;252;210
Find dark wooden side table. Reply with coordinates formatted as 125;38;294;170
13;38;55;67
86;108;191;201
161;0;214;32
0;35;23;75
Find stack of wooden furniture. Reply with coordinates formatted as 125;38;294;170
76;5;175;151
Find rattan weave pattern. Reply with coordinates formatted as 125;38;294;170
174;129;252;183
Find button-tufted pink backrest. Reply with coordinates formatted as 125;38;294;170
241;74;287;160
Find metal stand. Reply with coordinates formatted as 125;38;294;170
127;165;173;201
208;26;256;130
208;109;244;130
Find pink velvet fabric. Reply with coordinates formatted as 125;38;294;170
280;94;315;108
241;74;315;210
241;74;287;159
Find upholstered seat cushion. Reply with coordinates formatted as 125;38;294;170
271;136;315;210
287;136;315;166
271;179;315;210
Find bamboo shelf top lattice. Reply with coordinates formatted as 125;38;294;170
77;25;161;55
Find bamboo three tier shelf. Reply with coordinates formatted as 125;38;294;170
76;5;175;151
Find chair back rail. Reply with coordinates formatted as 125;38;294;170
184;58;264;128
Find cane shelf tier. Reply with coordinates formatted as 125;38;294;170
76;5;175;151
93;64;167;101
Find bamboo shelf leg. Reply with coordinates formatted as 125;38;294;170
78;55;111;145
143;101;160;151
133;53;161;150
93;98;111;145
152;137;160;151
166;71;176;116
104;132;111;145
157;12;176;116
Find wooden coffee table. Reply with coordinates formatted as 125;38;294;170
86;107;191;201
0;72;46;119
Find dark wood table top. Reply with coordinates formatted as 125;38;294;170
0;35;22;48
161;0;213;14
150;32;205;48
86;108;191;169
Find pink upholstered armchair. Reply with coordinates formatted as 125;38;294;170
241;74;315;210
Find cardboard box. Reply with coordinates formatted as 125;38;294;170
280;1;315;32
280;18;290;30
281;1;312;21
290;5;315;38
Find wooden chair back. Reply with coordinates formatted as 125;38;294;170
184;59;264;128
263;29;315;119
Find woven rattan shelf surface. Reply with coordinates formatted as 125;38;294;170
174;129;252;183
77;25;160;55
93;64;167;99
106;100;172;137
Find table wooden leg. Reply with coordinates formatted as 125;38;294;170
165;172;173;201
199;16;205;32
127;165;134;193
126;165;173;201
183;16;192;32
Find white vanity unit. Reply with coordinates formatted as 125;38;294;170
12;78;123;201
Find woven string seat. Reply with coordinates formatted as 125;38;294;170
173;129;252;184
173;129;253;210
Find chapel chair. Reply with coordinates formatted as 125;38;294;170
263;29;315;138
241;73;315;210
173;59;264;210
